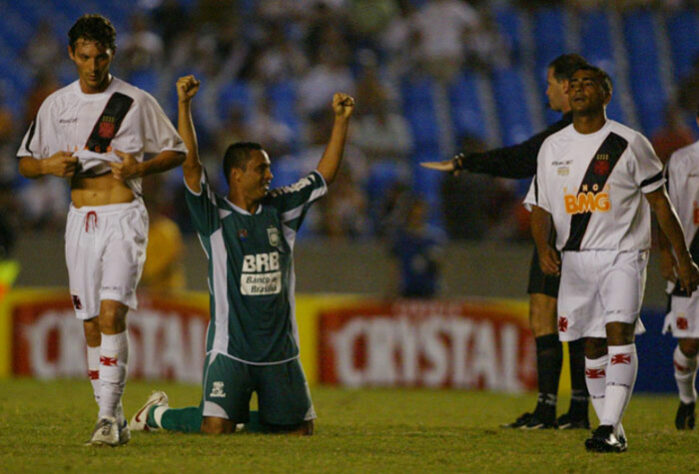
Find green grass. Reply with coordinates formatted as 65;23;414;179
0;379;697;473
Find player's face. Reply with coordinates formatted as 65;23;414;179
569;70;609;115
239;150;273;202
545;67;568;112
69;39;114;94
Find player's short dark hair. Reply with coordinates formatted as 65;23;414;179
223;142;263;180
68;14;117;52
571;64;613;97
548;53;589;81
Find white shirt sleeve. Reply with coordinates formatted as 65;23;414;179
532;143;552;213
522;177;537;212
665;154;679;208
628;133;664;194
139;92;186;156
17;99;57;159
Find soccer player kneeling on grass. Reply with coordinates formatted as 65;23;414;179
659;108;699;430
525;65;699;452
129;75;355;435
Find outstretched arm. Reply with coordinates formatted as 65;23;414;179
646;187;699;293
176;75;203;193
316;93;355;185
421;115;572;179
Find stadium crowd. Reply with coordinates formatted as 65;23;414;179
1;0;697;243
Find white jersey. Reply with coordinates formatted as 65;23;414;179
525;119;664;252
17;77;186;196
666;140;699;254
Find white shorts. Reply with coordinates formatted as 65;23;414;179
65;200;148;320
557;250;647;341
663;286;699;338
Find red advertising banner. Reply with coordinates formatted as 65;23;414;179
10;290;209;382
319;300;536;391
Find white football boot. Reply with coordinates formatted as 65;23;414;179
129;391;169;431
88;416;120;446
116;403;130;445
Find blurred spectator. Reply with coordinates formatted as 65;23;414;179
23;21;62;73
118;13;164;75
379;0;417;79
677;56;699;120
651;105;695;164
441;135;520;240
215;106;250;163
0;183;17;259
411;0;481;82
298;39;355;116
150;0;188;52
387;194;444;298
298;110;367;183
0;93;15;146
463;9;510;73
295;110;368;237
195;0;240;28
24;70;60;127
141;175;186;292
16;177;70;231
348;0;400;51
317;166;369;238
351;85;413;164
252;25;309;85
247;98;295;158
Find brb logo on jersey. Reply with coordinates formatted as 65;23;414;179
563;184;611;215
241;251;282;296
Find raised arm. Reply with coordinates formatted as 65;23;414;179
176;75;203;193
316;93;355;185
646;187;699;293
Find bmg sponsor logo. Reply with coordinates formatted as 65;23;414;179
564;184;610;215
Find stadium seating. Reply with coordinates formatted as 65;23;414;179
666;9;699;82
0;0;696;236
401;77;441;151
494;6;523;63
623;10;666;136
491;67;534;146
217;80;253;123
127;69;159;95
448;72;488;142
266;81;301;150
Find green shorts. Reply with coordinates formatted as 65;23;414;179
201;352;316;426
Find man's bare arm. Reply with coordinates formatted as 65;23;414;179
657;222;677;283
646;187;699;293
176;75;203;193
316;93;355;185
110;149;185;182
18;152;78;179
530;205;560;276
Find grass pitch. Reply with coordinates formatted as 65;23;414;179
0;379;697;473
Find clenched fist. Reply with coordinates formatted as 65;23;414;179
177;75;200;104
332;93;355;119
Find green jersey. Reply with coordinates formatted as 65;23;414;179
185;170;327;364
